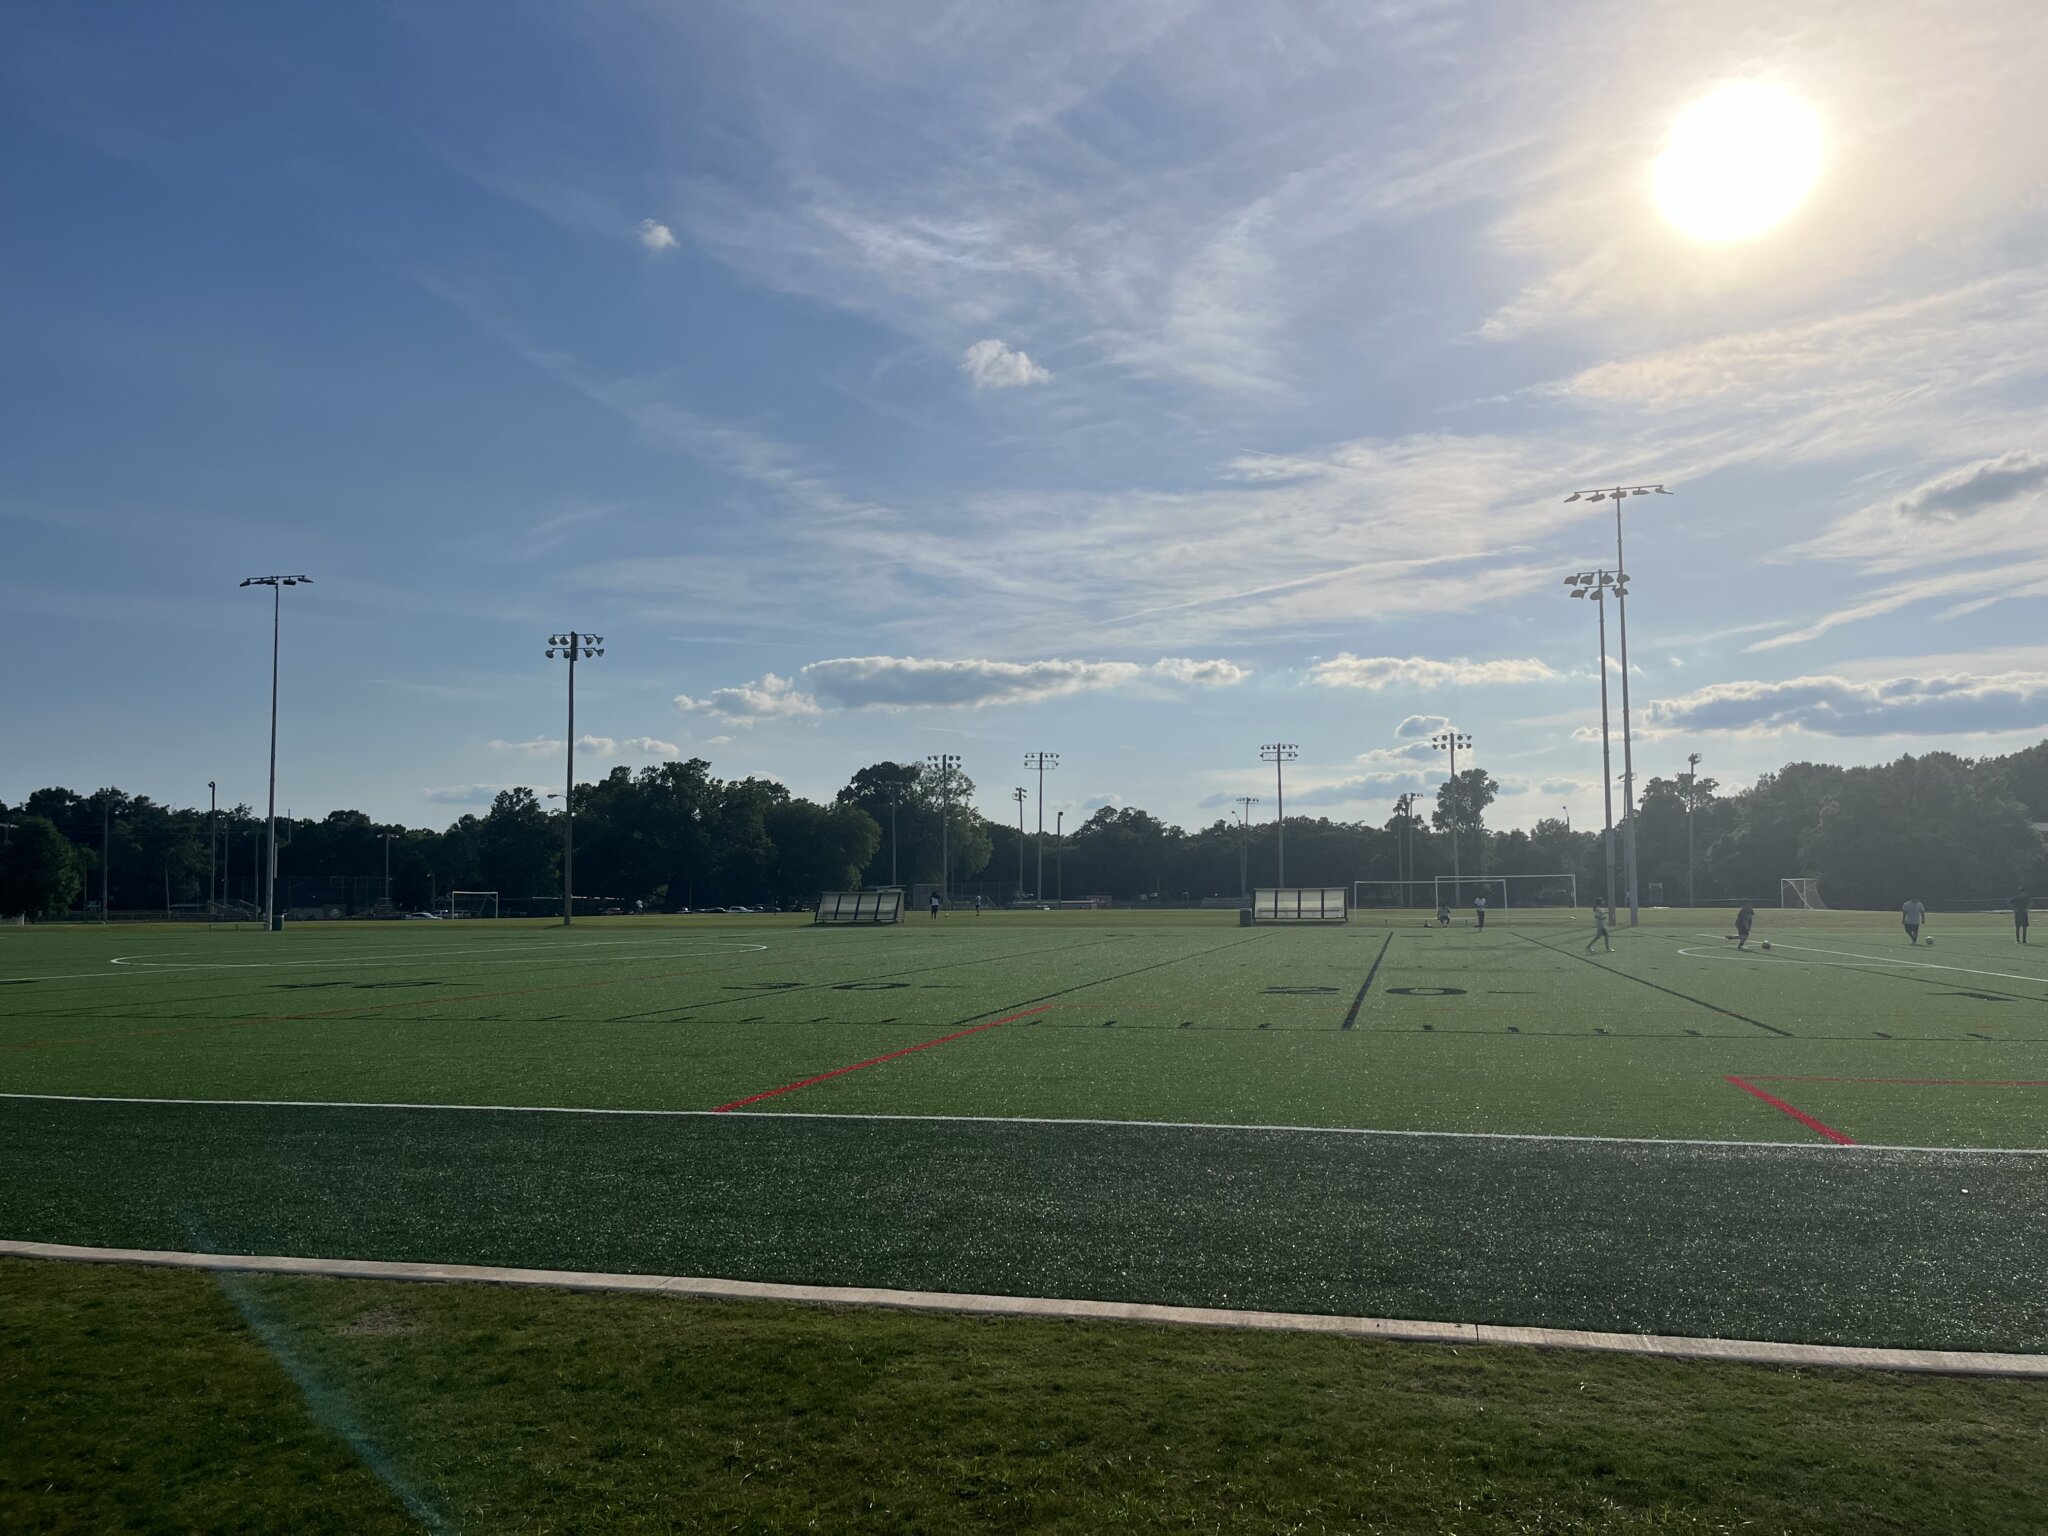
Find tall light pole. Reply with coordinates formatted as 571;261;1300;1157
99;794;117;921
1686;751;1703;909
380;832;400;909
1055;809;1064;903
887;783;900;887
240;575;311;931
208;781;218;912
1234;795;1260;898
1012;786;1028;899
1259;743;1298;887
1565;571;1625;923
1393;791;1419;902
926;753;961;901
1430;730;1473;903
545;630;604;925
1565;484;1670;923
1024;751;1058;898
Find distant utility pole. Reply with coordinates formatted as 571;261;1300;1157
1234;796;1260;898
1565;570;1624;924
1024;751;1058;898
239;574;311;931
1686;751;1703;908
1012;786;1027;900
207;781;218;911
1563;483;1672;925
380;832;400;908
1055;810;1064;903
926;754;961;901
545;630;605;925
886;784;901;887
1259;743;1298;887
1430;730;1473;902
99;795;117;921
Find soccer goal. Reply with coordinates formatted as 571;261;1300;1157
1352;879;1437;910
1430;874;1576;911
1780;877;1828;910
1253;887;1348;923
815;889;903;925
449;890;499;919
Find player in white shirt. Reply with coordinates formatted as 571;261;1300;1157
1901;898;1926;945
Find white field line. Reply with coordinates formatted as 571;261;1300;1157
1689;933;2048;988
2;1239;2042;1377
4;1091;2043;1155
0;938;769;983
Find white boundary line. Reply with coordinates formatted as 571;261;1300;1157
0;936;771;984
3;1239;2040;1377
1687;933;2048;988
5;1091;2044;1155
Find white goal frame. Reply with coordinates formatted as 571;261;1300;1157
1252;887;1348;923
815;889;903;925
1429;873;1577;910
449;890;500;919
1780;877;1828;910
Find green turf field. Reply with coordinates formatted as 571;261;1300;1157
5;908;2045;1351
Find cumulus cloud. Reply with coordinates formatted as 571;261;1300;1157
676;655;1247;717
1309;655;1557;690
488;737;564;758
674;673;821;723
1393;713;1450;740
960;338;1051;389
1641;673;2048;738
421;783;533;805
638;218;677;251
1892;450;2048;522
490;734;679;758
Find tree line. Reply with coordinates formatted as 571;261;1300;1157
4;741;2044;919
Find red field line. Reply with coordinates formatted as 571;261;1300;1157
713;1005;1053;1112
1723;1075;1857;1145
1746;1076;2048;1087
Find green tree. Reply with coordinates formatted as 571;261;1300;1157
0;817;82;919
766;800;881;901
477;788;558;897
1432;768;1499;871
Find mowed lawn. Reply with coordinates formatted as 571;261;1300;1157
4;910;2047;1349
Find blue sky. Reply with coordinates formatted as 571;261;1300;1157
4;0;2046;838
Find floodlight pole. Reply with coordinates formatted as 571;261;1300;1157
1055;810;1064;903
1686;751;1703;908
380;832;399;907
1234;796;1260;898
1012;786;1027;899
100;795;113;921
546;630;605;925
1565;572;1621;922
1430;731;1474;903
208;781;218;912
1565;485;1670;923
926;754;961;901
888;786;899;887
239;575;310;931
1025;751;1057;899
1394;791;1418;901
1259;744;1298;887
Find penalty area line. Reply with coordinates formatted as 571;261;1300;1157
6;1091;2044;1155
1725;1075;1856;1145
711;1004;1055;1111
3;1240;2043;1378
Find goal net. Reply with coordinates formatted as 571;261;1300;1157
1352;879;1437;910
449;890;499;919
1253;887;1348;923
1430;874;1576;910
815;889;904;925
1780;877;1828;910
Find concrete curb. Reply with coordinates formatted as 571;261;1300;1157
7;1239;2044;1377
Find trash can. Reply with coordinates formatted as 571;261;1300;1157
271;915;284;932
1238;907;1254;927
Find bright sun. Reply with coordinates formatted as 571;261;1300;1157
1654;81;1823;243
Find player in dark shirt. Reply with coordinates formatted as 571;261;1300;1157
1735;902;1756;950
2014;892;2031;945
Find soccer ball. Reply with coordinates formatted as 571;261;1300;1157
1760;940;1772;951
1924;939;1935;947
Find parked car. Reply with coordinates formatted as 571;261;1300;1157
405;911;442;920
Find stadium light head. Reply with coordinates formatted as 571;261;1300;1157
1563;492;1582;503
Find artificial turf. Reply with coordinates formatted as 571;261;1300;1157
4;909;2045;1350
9;1258;2048;1536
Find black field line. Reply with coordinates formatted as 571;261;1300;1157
1341;934;1393;1029
1514;931;1793;1037
7;1090;2046;1154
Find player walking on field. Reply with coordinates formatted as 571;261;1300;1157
1585;902;1612;953
929;891;942;919
2013;891;2031;944
1735;902;1756;951
1902;897;1926;945
1473;894;1488;930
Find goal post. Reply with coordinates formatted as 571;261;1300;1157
1252;887;1348;923
1430;874;1576;911
815;889;904;925
449;890;499;918
1780;877;1828;910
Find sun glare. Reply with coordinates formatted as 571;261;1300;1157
1653;81;1823;243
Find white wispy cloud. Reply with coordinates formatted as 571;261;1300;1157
671;654;1249;718
1641;673;2048;737
489;734;682;758
960;338;1051;389
674;673;821;723
638;218;677;251
421;783;536;806
1309;655;1557;690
